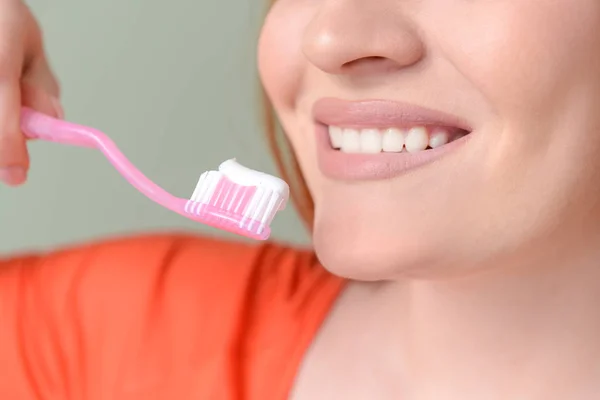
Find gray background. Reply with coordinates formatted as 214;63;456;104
1;0;308;253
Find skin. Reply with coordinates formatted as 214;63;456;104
0;0;62;186
259;0;600;399
4;0;600;398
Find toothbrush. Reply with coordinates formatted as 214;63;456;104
19;107;289;241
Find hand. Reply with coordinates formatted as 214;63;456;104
0;0;62;186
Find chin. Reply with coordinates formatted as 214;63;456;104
308;180;512;281
312;222;497;282
312;233;426;281
311;201;454;281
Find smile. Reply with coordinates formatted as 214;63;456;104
313;98;472;180
328;125;468;154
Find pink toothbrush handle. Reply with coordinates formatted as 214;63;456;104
21;107;97;148
20;107;182;211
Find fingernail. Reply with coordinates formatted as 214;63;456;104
0;166;27;185
50;96;65;120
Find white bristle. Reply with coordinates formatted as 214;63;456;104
184;159;289;235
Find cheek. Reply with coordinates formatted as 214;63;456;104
258;2;323;197
430;1;600;111
258;1;309;112
428;0;600;194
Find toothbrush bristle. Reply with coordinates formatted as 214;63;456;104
183;160;289;240
211;175;257;213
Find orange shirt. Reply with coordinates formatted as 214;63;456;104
0;233;345;400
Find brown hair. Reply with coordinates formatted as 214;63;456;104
262;89;314;230
261;0;314;231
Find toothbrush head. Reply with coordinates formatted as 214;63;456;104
183;159;289;240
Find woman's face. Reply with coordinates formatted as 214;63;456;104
258;0;600;280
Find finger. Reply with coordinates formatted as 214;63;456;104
0;81;28;186
21;2;62;120
22;56;63;119
0;2;28;185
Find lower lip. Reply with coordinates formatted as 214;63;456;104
315;124;471;181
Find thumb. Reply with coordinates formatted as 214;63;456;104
21;56;63;119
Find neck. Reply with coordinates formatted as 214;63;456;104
368;244;600;399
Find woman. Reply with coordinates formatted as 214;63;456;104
2;0;600;398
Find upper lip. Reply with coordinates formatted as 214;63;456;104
312;98;472;132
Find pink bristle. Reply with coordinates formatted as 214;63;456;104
208;176;256;213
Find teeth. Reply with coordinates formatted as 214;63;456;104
405;127;429;153
360;129;382;153
329;126;343;149
340;129;361;153
429;128;449;149
382;128;405;152
328;125;459;154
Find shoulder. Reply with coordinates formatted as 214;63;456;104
34;231;333;306
0;233;345;398
1;231;336;338
0;232;278;315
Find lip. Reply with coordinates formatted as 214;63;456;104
313;98;472;181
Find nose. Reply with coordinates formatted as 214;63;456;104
302;1;425;76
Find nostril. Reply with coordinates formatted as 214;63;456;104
340;56;401;74
343;56;385;64
342;56;386;68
